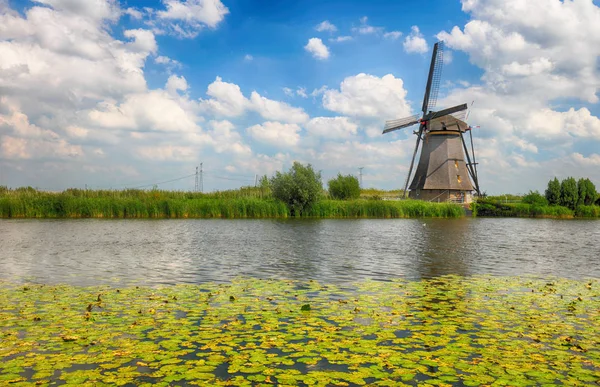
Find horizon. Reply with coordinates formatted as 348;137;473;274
1;0;600;195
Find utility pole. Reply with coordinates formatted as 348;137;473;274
254;174;258;187
358;167;364;188
199;162;203;193
195;166;199;192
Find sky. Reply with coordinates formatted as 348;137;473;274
1;0;600;194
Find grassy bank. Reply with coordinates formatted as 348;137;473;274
1;276;597;386
473;199;600;218
306;199;464;218
0;188;464;219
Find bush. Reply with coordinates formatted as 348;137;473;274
328;174;360;200
522;190;548;206
545;177;561;205
270;162;323;216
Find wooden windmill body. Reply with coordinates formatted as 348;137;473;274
383;42;480;202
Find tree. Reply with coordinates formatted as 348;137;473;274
577;178;587;207
522;190;548;206
583;178;597;206
545;177;561;205
328;174;361;200
560;177;578;210
270;162;322;215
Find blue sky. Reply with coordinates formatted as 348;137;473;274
1;0;600;194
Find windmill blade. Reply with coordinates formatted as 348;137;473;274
383;114;420;134
421;41;444;115
426;103;468;120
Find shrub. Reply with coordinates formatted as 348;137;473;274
270;162;322;216
545;177;561;205
328;174;361;200
522;190;548;206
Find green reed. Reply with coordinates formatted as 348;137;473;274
0;188;467;219
304;199;464;218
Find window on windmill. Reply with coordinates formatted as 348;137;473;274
454;160;458;169
457;175;462;183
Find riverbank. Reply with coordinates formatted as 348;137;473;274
0;188;464;218
472;199;600;218
1;276;597;386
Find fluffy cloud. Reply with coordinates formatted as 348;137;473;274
433;0;600;193
304;38;330;60
322;74;412;119
403;26;428;54
199;76;249;117
305;117;358;139
247;122;301;147
200;77;309;123
155;0;229;38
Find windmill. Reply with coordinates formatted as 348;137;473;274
383;41;480;203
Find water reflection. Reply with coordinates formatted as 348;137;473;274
0;218;598;286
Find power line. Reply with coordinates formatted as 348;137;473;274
129;173;196;189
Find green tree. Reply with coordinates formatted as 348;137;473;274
328;174;361;200
560;177;578;210
270;162;322;215
583;178;597;206
545;177;561;205
577;178;587;207
522;190;548;206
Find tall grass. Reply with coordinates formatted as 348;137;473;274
0;189;288;218
305;199;464;218
0;188;466;219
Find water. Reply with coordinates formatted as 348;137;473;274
0;218;598;286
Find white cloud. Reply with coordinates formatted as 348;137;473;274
205;120;251;156
306;117;358;139
124;29;157;54
316;20;337;32
199;76;249;117
403;25;428;54
244;54;253;61
250;92;309;124
304;38;330;60
155;0;229;38
296;87;308;98
353;16;382;35
33;0;120;21
165;75;188;94
383;31;402;40
200;77;309;124
247;121;301;147
572;153;600;167
135;145;195;161
329;36;352;43
322;73;412;118
155;55;182;69
282;87;294;97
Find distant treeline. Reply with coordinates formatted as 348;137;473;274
474;177;600;218
0;186;463;219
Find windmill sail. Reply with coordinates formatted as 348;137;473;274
421;42;444;114
383;114;420;133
